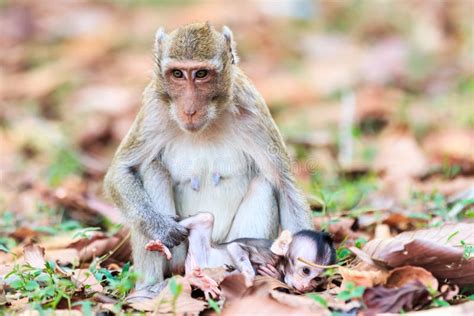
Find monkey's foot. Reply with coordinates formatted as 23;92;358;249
145;240;172;260
186;267;221;300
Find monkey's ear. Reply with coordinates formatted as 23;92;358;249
154;27;167;51
270;230;292;256
222;26;239;64
154;27;168;72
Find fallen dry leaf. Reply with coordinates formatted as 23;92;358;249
339;266;388;287
71;269;104;294
363;281;431;315
222;281;314;316
45;248;80;266
129;276;207;314
423;128;474;169
201;266;227;284
270;290;330;315
313;216;357;243
388;301;474;316
219;273;250;301
386;266;438;289
252;275;292;292
362;223;474;285
374;224;392;239
23;244;46;269
67;228;130;263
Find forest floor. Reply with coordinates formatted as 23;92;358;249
1;1;473;315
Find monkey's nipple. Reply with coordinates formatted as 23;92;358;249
190;176;201;191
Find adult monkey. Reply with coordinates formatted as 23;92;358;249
104;22;312;291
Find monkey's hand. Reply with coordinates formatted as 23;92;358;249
258;264;282;280
144;216;189;249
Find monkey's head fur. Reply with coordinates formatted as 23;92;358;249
153;22;238;133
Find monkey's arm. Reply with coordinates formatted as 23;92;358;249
236;75;312;232
104;97;188;248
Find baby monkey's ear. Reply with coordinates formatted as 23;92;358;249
270;230;292;256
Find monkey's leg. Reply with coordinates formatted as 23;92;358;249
133;160;184;291
226;243;255;282
179;213;214;274
226;175;279;241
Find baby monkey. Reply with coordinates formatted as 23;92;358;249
145;213;336;295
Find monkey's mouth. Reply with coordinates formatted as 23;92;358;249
183;120;206;132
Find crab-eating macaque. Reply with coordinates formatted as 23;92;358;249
146;213;336;294
103;22;312;291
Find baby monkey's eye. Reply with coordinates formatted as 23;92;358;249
172;69;184;78
195;69;208;79
302;267;311;275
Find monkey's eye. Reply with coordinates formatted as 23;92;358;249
172;69;184;79
195;69;208;79
302;267;311;275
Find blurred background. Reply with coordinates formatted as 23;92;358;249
1;0;473;230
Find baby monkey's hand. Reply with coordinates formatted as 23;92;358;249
257;264;282;280
145;240;172;260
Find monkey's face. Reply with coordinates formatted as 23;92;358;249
165;61;221;133
282;232;336;292
284;256;324;292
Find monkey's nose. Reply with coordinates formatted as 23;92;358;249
184;109;197;118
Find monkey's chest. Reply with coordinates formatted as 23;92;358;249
162;141;253;242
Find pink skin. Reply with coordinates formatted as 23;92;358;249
145;240;172;260
145;238;220;299
186;265;221;300
258;264;282;280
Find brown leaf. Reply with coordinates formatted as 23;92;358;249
201;266;227;285
222;283;314;316
313;216;357;243
363;281;431;315
339;266;388;287
386;266;438;289
129;276;207;314
423;128;474;168
71;269;104;294
270;290;330;315
67;228;130;263
252;275;292;292
374;130;428;179
395;301;474;316
23;244;46;269
220;273;250;301
45;248;80;266
362;223;474;285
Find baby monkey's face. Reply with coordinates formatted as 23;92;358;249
281;231;336;292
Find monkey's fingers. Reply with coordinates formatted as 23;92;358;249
258;265;280;279
144;240;173;260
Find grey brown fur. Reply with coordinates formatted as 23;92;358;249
103;22;312;290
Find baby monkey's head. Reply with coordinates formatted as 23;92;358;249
271;230;336;292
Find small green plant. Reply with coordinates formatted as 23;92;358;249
72;227;102;239
169;277;183;315
208;298;222;314
307;293;328;308
460;240;473;259
47;147;82;187
336;282;365;301
354;236;368;249
92;262;137;300
34;220;85;236
335;236;352;263
5;261;76;309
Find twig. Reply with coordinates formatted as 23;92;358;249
97;230;131;264
297;257;347;269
